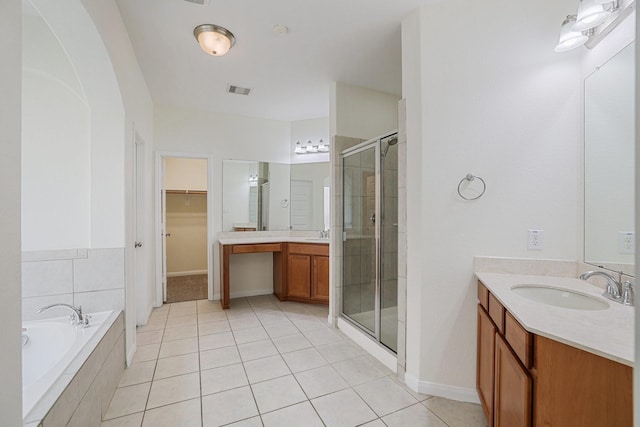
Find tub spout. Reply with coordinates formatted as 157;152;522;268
36;303;90;327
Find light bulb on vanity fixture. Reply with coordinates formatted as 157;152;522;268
294;141;307;154
306;140;319;153
554;15;589;52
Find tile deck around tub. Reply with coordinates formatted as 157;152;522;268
101;296;487;427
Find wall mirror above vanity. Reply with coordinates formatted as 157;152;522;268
222;159;330;232
584;41;635;277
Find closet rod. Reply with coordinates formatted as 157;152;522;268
165;189;207;195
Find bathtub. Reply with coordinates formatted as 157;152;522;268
22;310;119;422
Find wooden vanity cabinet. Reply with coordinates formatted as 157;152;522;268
477;280;632;427
286;243;329;304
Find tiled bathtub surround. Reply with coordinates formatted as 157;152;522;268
22;248;125;321
24;311;125;427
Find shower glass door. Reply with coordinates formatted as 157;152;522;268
342;143;379;336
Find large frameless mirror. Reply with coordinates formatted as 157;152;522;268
583;42;635;277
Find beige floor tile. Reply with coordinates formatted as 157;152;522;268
263;321;299;338
360;420;386;427
281;348;328;373
229;316;261;330
137;330;163;346
168;302;197;317
165;314;198;328
147;372;200;409
354;377;417;417
136;318;167;333
237;339;278;361
159;336;199;359
131;343;160;364
303;328;344;347
201;386;258;427
225;308;256;321
100;412;144;427
243;355;291;384
118;360;156;387
232;326;269;344
103;382;151;420
255;312;289;326
198;320;231;335
294;366;349;399
272;333;312;354
290;318;327;332
261;401;324;427
382;403;447;427
250;375;307;414
197;300;223;313
332;356;386;386
162;324;198;342
200;346;242;370
315;341;363;363
201;363;248;395
198;311;227;323
154;352;200;380
141;398;202;427
224;416;263;426
422;396;488;427
199;331;236;351
311;388;377;427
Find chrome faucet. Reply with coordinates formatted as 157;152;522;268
578;270;633;305
36;303;91;327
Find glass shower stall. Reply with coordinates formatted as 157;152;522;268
341;133;398;352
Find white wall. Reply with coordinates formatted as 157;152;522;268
291;162;330;230
22;6;91;251
330;82;400;140
0;0;23;423
166;194;208;274
154;105;291;298
268;163;291;231
402;0;582;399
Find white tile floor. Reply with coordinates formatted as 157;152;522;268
101;296;487;427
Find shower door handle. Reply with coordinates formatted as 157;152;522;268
370;213;375;224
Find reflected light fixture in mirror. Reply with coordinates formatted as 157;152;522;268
554;15;589;52
193;24;236;56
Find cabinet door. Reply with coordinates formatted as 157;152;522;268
477;305;495;426
494;334;531;427
311;255;329;303
287;254;311;299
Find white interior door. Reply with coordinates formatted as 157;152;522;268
290;179;313;230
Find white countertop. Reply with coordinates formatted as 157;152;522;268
476;272;634;367
218;236;330;245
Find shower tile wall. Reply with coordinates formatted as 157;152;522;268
22;248;125;320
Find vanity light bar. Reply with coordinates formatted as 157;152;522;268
294;139;329;155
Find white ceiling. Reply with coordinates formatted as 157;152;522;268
116;0;434;122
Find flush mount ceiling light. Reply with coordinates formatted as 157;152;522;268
554;15;589;52
573;0;612;31
193;24;236;56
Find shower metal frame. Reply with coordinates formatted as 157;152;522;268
340;132;397;351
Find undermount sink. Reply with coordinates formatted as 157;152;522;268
511;285;609;311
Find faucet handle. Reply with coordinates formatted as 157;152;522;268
622;281;634;306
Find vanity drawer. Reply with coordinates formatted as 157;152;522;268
288;243;329;256
488;293;505;334
232;243;282;254
477;281;489;311
505;311;533;368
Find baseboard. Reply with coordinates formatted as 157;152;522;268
404;372;480;404
336;317;397;373
229;289;274;299
166;269;207;277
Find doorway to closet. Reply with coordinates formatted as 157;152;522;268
158;156;210;303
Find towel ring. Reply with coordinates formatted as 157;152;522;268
457;174;486;201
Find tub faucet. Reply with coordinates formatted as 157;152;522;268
579;270;624;303
36;303;90;327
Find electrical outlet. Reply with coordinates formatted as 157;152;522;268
528;229;544;250
618;231;635;254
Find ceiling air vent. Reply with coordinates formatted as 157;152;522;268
183;0;206;4
227;85;251;96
